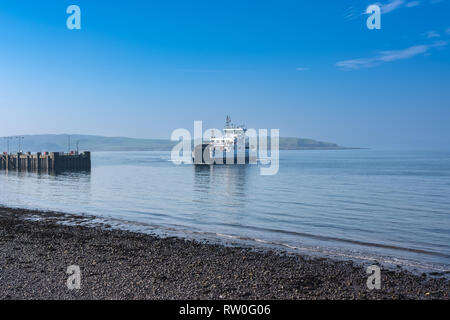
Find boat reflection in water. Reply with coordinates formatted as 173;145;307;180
193;164;252;213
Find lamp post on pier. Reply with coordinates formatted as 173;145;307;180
16;136;24;153
4;137;14;154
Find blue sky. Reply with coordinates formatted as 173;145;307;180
0;0;449;148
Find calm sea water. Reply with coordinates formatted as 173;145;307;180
1;150;449;272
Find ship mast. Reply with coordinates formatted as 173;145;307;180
225;116;231;128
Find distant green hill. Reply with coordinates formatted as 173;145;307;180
276;137;342;150
1;134;350;152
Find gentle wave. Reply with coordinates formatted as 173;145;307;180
1;150;449;272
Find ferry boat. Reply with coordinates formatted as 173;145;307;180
193;116;256;164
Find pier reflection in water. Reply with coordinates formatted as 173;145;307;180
0;169;92;210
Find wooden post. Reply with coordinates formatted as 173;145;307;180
36;152;41;171
16;153;21;171
50;152;57;171
26;153;31;170
85;152;91;170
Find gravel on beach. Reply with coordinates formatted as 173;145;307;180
0;207;448;300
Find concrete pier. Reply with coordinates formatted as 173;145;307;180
0;152;91;172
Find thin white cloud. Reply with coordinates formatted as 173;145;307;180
175;69;227;73
367;0;421;14
336;41;447;70
406;1;421;7
295;67;310;71
425;30;440;38
344;5;359;21
446;27;450;35
378;0;405;13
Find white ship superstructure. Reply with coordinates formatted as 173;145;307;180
193;116;255;164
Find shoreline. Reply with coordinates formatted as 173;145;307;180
0;206;448;300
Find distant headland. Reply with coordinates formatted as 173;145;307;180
1;134;358;153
